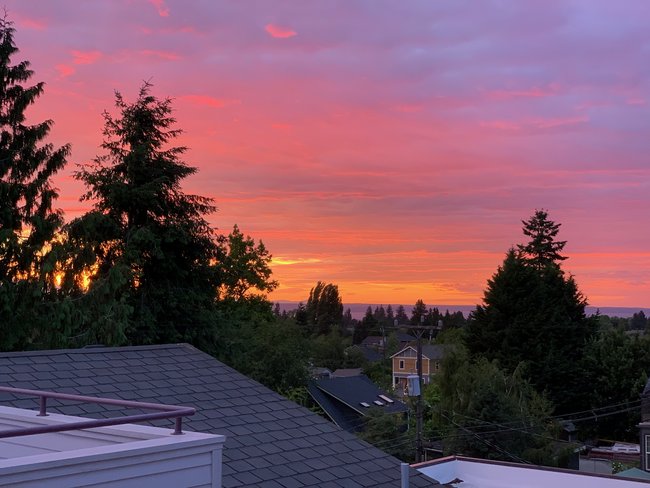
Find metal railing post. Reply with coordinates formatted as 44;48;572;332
173;417;184;435
37;396;48;416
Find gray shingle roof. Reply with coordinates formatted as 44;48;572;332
0;343;437;487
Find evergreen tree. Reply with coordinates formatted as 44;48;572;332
466;238;597;412
410;299;427;324
295;302;308;329
386;304;394;324
631;310;647;330
65;82;275;353
517;209;567;270
353;306;376;344
395;305;409;325
0;16;71;350
306;281;343;335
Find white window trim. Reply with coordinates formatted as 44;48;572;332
399;360;405;370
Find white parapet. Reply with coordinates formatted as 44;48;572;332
0;405;225;488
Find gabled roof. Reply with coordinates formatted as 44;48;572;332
391;344;452;360
0;344;434;487
310;375;407;423
332;368;364;378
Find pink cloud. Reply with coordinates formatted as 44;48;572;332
488;85;559;100
181;95;241;107
140;50;181;60
535;116;589;128
15;14;47;31
72;51;102;65
55;65;74;77
148;0;169;17
265;24;297;38
271;124;293;134
479;120;521;130
395;105;423;112
628;98;645;105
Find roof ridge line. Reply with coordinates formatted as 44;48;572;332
0;343;191;358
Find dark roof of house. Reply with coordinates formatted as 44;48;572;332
314;375;408;417
361;347;383;363
0;344;435;487
396;333;416;342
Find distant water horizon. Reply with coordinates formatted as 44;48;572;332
273;301;649;320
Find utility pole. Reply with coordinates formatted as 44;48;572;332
415;315;424;463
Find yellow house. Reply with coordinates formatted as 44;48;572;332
391;345;448;390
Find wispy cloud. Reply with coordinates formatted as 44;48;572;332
140;50;180;60
55;64;74;78
148;0;169;17
72;50;102;65
265;24;297;38
181;95;240;107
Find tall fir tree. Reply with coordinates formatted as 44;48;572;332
466;211;597;413
517;209;567;270
0;17;70;350
65;82;275;353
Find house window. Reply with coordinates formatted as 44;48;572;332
399;360;405;370
435;361;440;371
415;360;419;371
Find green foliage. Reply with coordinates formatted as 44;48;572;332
427;342;561;465
0;16;71;351
580;328;650;441
306;281;343;336
357;408;411;461
230;311;311;392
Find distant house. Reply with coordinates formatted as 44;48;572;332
307;375;408;432
332;368;364;378
391;344;452;390
396;333;416;349
360;336;385;348
310;366;332;379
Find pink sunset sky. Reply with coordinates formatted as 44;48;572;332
6;0;650;307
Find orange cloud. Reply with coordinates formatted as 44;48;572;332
140;50;181;60
55;65;74;77
265;24;297;38
72;51;102;65
149;0;170;17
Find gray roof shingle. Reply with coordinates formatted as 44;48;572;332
0;343;437;487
